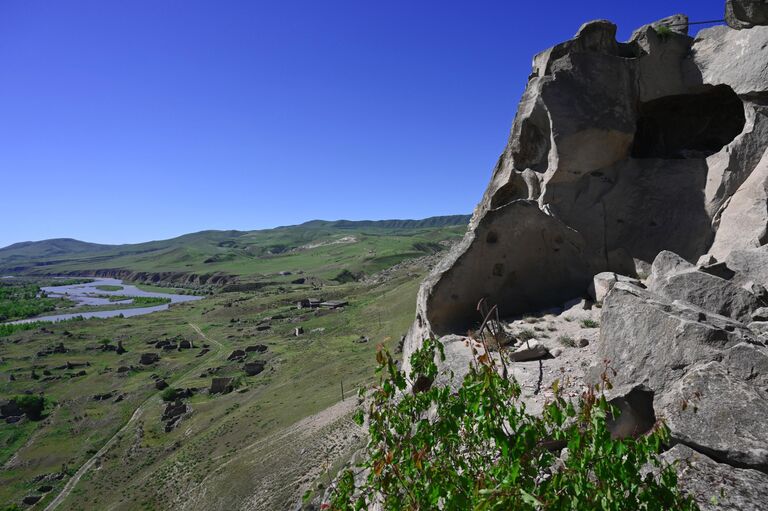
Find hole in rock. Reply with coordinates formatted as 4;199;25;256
632;85;745;159
491;179;527;209
606;386;656;439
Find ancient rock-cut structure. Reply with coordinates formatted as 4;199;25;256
404;3;768;508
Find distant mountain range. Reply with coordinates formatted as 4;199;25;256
0;215;470;283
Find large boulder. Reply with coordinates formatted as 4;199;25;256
598;279;768;474
598;281;756;394
657;361;768;470
646;251;765;322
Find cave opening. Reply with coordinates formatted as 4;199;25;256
631;85;745;159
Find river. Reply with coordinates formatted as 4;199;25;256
8;277;203;324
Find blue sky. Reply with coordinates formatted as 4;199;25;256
0;1;723;247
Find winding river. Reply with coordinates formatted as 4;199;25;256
8;278;203;324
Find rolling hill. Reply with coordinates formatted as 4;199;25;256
0;216;470;286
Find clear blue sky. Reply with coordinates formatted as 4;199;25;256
0;1;723;247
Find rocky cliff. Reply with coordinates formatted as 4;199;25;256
404;2;768;508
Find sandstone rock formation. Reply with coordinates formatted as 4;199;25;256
403;5;768;507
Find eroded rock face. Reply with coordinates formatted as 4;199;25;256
403;5;768;504
405;10;768;366
726;0;768;29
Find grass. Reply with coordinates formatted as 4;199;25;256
517;329;536;342
134;283;185;294
0;252;430;509
580;319;600;329
557;335;576;347
95;285;123;292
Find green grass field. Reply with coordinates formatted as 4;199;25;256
0;225;454;509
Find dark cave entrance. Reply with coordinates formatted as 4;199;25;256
631;85;745;159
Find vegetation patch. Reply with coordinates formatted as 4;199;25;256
95;285;123;292
328;340;698;510
0;282;73;322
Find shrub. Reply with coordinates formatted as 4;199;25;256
517;328;536;342
12;395;46;420
327;340;698;510
581;319;600;328
333;270;359;284
557;335;576;347
160;388;179;402
654;24;673;40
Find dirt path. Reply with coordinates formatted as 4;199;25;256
44;323;223;511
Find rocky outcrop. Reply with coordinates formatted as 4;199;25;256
51;268;236;287
405;6;768;366
663;444;768;510
726;0;768;29
402;3;768;506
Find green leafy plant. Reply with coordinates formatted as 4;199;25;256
327;339;698;510
654;24;673;40
557;335;576;347
160;388;179;402
580;318;600;329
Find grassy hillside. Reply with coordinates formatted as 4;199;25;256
0;215;471;509
0;216;469;284
0;252;430;509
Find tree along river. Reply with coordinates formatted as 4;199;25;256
7;277;203;324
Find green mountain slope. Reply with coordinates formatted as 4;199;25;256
0;216;470;283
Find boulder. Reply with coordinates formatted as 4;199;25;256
245;344;267;353
178;340;192;349
588;271;642;302
139;353;160;365
657;361;768;471
294;327;304;336
598;281;756;394
726;0;768;29
725;245;768;289
662;444;768;510
588;272;617;302
647;251;764;322
508;339;550;362
23;495;42;505
155;379;169;390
